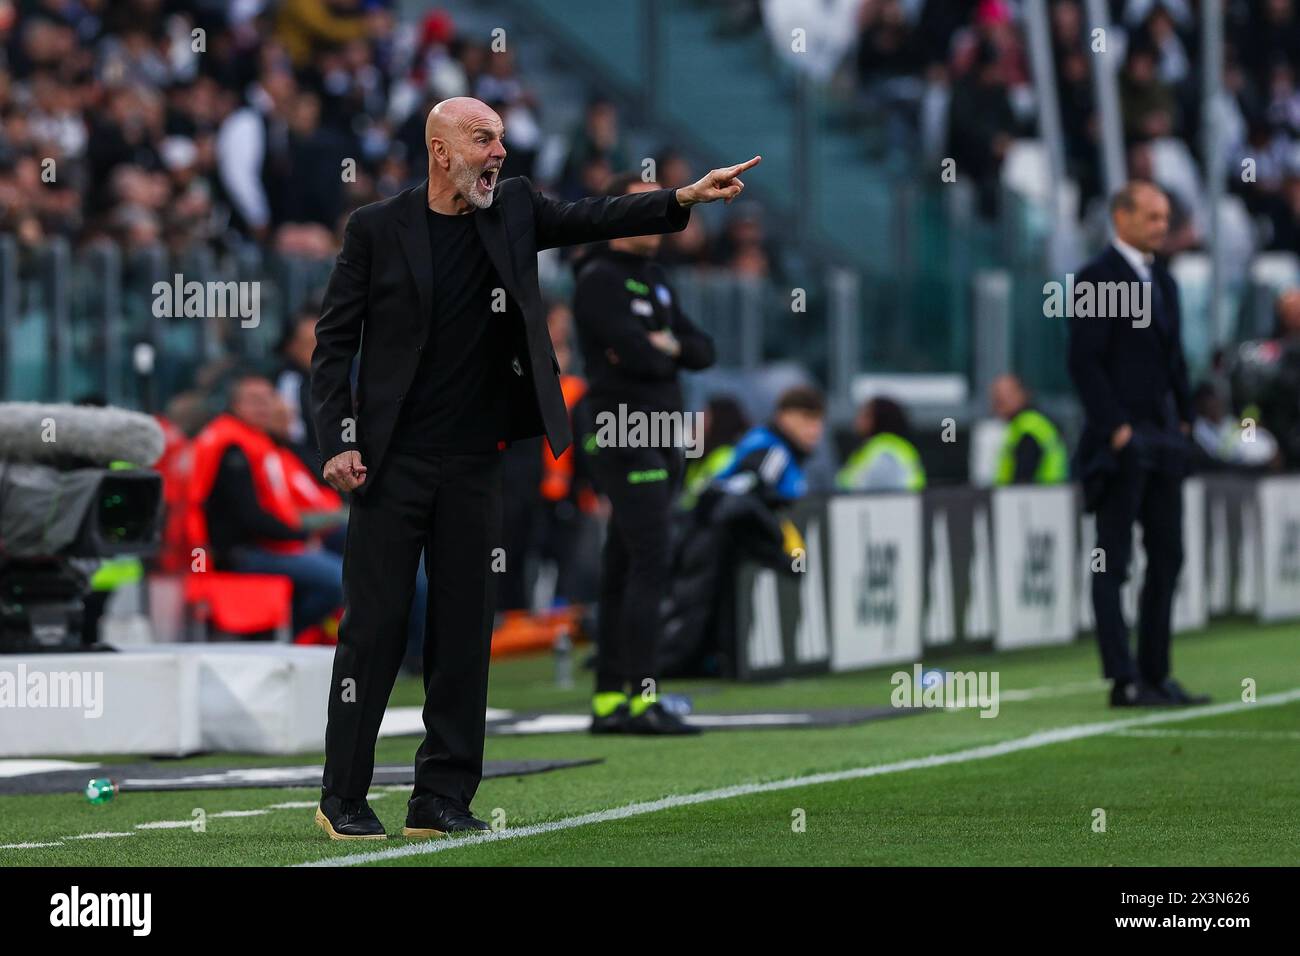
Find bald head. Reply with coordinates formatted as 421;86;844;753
425;97;506;212
425;97;500;149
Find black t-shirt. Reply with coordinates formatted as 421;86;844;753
390;207;510;454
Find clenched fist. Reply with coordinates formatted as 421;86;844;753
323;450;368;492
1110;424;1133;452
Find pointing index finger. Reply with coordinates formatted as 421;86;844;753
732;155;761;174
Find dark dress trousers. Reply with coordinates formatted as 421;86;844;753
1067;244;1194;687
311;177;690;802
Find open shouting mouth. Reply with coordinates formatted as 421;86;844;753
478;167;500;193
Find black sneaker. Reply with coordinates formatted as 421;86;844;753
1109;679;1172;708
1158;678;1210;706
315;795;386;840
590;702;632;734
625;701;701;735
403;796;491;839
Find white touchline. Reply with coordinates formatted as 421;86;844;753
2;791;408;854
295;688;1300;868
64;832;135;840
135;820;198;830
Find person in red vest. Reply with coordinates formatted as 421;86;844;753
189;373;344;636
264;374;430;669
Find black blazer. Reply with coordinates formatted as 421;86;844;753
310;177;690;494
1067;244;1193;466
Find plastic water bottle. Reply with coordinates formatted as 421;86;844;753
84;778;117;804
660;693;693;716
553;630;573;689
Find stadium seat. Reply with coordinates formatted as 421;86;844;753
1251;251;1300;292
183;571;293;642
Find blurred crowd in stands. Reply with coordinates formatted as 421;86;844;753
745;0;1300;246
741;0;1300;463
0;0;781;277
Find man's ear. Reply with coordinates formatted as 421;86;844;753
430;139;450;170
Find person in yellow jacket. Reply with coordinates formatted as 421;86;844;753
989;374;1068;485
837;396;926;492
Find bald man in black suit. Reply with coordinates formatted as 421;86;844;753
310;96;761;839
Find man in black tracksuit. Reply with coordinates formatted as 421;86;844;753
575;172;716;734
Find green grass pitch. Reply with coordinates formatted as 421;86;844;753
2;620;1297;867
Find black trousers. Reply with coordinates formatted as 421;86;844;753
322;447;503;806
1091;440;1184;686
591;444;683;694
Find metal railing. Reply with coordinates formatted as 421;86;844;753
0;234;879;415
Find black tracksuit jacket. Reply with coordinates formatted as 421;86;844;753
572;247;715;416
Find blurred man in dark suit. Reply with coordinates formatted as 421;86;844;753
1068;180;1209;709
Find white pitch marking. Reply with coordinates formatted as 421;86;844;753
493;712;822;734
14;792;395;853
295;688;1300;868
62;832;134;842
381;705;513;737
486;715;589;734
63;832;135;840
119;792;394;838
688;714;817;727
135;820;198;830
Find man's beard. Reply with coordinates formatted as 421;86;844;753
452;154;498;210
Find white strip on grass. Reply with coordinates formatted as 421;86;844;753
135;820;198;830
296;688;1300;868
2;791;398;855
63;832;135;840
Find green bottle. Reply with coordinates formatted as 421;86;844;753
84;778;117;804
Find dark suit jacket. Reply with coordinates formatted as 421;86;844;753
1067;244;1194;507
310;177;690;494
